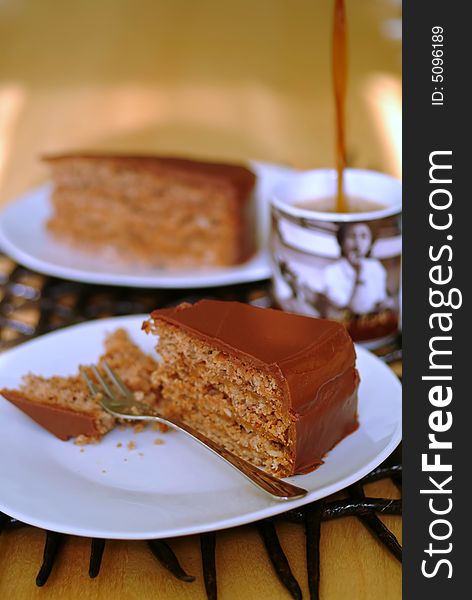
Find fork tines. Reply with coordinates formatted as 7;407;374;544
80;362;135;404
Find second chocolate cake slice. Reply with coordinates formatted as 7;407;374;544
144;300;359;476
44;154;256;268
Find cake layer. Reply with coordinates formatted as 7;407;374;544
44;154;256;267
145;300;359;475
150;321;294;474
153;322;290;442
49;186;240;266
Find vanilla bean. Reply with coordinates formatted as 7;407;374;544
36;531;65;586
324;498;402;519
305;502;322;600
0;511;10;535
391;475;402;492
256;520;302;600
348;483;402;562
200;532;217;600
283;497;402;523
89;538;106;578
0;516;27;532
383;445;403;491
388;444;402;465
361;464;402;484
355;513;402;562
147;539;195;582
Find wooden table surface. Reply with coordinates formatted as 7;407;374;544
0;1;402;598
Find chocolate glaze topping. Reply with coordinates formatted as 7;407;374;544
1;390;100;441
148;300;359;474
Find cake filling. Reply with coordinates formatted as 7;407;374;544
150;322;295;475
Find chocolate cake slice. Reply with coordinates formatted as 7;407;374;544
144;300;359;476
44;154;256;268
1;329;161;443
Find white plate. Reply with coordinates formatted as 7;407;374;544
0;161;296;288
0;315;401;540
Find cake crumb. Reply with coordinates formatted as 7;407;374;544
153;438;164;446
127;441;136;451
152;422;169;433
116;442;123;448
138;452;144;457
79;448;85;453
74;436;90;446
133;422;146;434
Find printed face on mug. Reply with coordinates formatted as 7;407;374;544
339;223;372;265
270;170;402;348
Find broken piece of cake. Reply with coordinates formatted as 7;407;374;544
143;300;360;476
44;154;257;268
1;329;161;443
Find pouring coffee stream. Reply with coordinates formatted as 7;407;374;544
333;0;348;213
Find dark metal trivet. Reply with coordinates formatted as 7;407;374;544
0;252;402;599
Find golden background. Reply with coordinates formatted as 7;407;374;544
0;0;401;206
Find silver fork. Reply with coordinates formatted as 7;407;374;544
80;362;307;501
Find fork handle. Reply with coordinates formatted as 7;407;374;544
151;413;307;501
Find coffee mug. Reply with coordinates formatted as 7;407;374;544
270;169;402;348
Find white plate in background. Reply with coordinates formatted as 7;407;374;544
0;161;296;288
0;315;402;539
